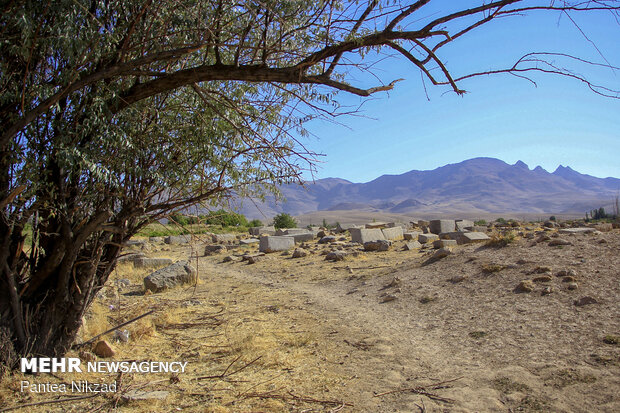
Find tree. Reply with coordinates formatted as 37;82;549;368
1;1;619;366
273;213;298;229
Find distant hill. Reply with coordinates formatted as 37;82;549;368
235;157;620;219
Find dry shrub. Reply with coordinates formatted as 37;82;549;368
487;232;516;248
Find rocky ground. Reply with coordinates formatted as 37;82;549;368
1;223;618;412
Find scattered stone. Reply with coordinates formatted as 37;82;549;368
113;329;130;343
541;286;553;295
247;255;262;264
222;255;240;263
114;279;131;288
318;236;336;244
364;239;392;251
418;233;440;244
556;269;577;277
533;275;553;283
598;238;608;244
149;236;164;243
259;235;295;253
543;221;558;228
242;253;264;261
429;219;456;235
143;261;197;293
567;282;579;290
134;257;173;269
349;228;386;244
316;230;328;238
164;235;190;244
562;276;576;282
433;239;457;249
204;245;227;255
292;248;308;258
449;275;468;283
404;241;422;251
431;247;452;260
123;390;170;402
532;266;552;274
381;226;404;240
93;340;115;358
549;239;572;246
325;251;348;261
574;296;598;306
240;238;259;245
380;294;398;303
536;235;551;243
559;227;596;234
514;280;534;293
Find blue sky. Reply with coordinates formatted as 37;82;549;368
300;3;620;183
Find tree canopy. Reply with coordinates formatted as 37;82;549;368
1;0;619;365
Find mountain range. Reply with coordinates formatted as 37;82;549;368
236;157;620;218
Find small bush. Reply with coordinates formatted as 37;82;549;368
603;335;619;345
495;217;506;224
248;219;263;227
549;215;557;221
474;219;487;226
487;232;515;248
272;213;297;229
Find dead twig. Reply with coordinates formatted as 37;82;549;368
76;310;155;348
195;355;262;380
373;377;463;403
242;390;353;407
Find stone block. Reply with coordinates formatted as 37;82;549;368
429;220;456;235
336;223;363;233
559;227;596;234
417;220;430;227
433;239;457;249
349;228;386;244
455;220;475;231
460;232;490;243
164;235;190;244
418;233;439;244
249;226;276;236
212;233;237;244
471;226;488;232
404;241;422;250
286;232;314;243
403;231;421;240
204;245;227;255
259;236;295;253
364;240;392;251
144;261;197;293
134;257;173;268
240;238;259;245
382;226;404;240
365;222;388;229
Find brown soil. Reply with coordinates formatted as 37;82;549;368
2;227;619;412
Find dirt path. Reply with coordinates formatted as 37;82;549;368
200;229;620;412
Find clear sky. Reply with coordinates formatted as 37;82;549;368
300;2;620;183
